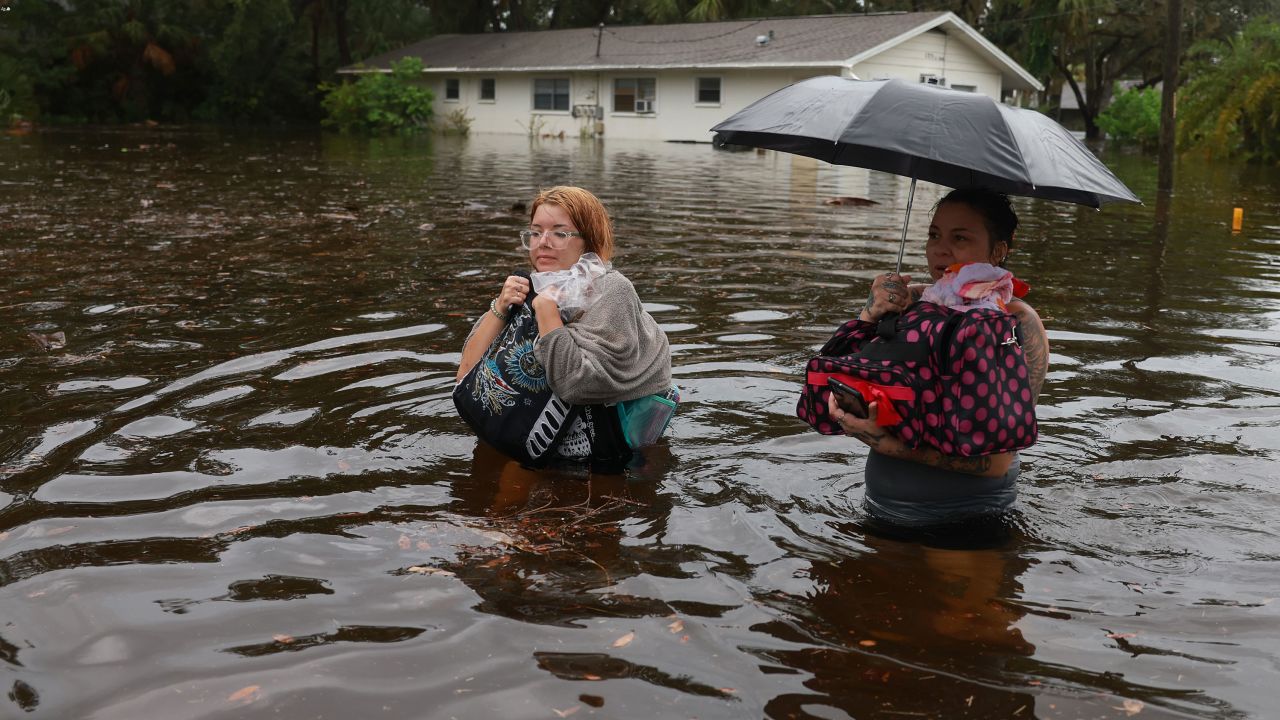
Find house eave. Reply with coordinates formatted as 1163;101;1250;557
338;61;848;75
845;12;1043;92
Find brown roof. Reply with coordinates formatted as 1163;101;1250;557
350;12;950;72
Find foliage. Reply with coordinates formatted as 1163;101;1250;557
982;0;1280;140
320;57;433;135
1096;84;1161;147
516;114;548;137
1178;19;1280;164
439;107;473;136
0;0;430;124
199;0;313;123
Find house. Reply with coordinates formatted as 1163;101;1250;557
344;12;1043;142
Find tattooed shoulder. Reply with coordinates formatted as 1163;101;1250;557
1008;300;1049;403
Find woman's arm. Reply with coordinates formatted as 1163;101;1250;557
1007;299;1048;402
827;394;1014;478
532;273;671;405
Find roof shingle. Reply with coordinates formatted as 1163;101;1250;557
351;12;950;72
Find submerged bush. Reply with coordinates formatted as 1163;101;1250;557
320;57;433;135
1097;85;1160;148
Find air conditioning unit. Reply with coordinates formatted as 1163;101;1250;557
634;99;654;114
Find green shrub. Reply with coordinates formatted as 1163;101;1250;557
320;57;433;135
1097;84;1160;148
1178;20;1280;165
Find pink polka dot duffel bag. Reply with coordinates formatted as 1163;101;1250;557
796;301;1038;457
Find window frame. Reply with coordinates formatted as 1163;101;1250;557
479;77;496;103
694;76;722;106
612;77;657;114
444;77;460;102
532;77;571;112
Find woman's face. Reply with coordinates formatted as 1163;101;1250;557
925;201;1007;280
528;202;587;272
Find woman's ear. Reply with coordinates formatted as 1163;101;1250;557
992;240;1010;265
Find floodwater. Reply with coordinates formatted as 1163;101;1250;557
2;128;1278;720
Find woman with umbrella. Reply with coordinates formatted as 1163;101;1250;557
712;76;1138;529
824;188;1049;527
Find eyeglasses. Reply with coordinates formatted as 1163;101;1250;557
519;229;581;250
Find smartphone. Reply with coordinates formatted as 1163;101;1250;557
827;378;869;419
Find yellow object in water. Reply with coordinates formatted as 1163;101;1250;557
1232;207;1244;232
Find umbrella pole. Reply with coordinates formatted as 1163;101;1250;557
894;176;916;276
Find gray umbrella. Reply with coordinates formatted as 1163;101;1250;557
711;76;1141;272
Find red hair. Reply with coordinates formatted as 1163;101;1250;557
529;186;615;262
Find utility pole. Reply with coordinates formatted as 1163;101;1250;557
1157;0;1182;193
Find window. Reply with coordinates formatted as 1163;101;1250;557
696;77;721;105
445;78;460;101
533;78;570;111
480;78;496;102
614;78;656;113
951;84;976;93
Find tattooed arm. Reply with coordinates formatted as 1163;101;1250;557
826;394;1014;478
1007;299;1048;403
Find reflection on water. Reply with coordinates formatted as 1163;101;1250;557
2;129;1279;719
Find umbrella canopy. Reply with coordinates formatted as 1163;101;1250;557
711;76;1140;208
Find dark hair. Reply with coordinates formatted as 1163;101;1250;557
935;188;1018;264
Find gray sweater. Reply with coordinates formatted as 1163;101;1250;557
534;270;671;405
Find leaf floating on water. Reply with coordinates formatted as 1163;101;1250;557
476;529;517;546
551;706;580;718
28;331;67;352
612;632;635;648
272;634;295;644
227;685;261;704
1121;699;1145;716
1123;583;1146;594
858;639;877;647
582;674;602;681
1107;632;1137;639
667;619;684;634
406;566;455;577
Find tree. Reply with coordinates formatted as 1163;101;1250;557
1178;19;1280;164
985;0;1280;140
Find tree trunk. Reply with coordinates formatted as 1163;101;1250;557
333;0;351;66
1157;0;1181;192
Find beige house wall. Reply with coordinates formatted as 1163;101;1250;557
420;29;1007;141
425;68;840;142
850;30;1002;98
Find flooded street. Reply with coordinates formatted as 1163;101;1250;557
2;128;1279;719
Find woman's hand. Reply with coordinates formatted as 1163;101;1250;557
496;275;531;316
828;393;896;449
531;293;564;337
859;272;913;322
